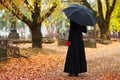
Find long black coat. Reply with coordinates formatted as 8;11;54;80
64;20;87;74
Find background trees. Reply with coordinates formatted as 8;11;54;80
81;0;117;40
110;0;120;32
0;0;59;48
60;0;117;40
0;0;119;48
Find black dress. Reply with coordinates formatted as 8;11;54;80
64;20;87;74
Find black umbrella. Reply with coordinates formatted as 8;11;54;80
63;4;98;26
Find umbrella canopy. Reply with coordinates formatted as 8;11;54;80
63;4;98;26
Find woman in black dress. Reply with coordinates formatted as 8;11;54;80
64;20;87;76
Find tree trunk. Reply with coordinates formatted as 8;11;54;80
118;32;120;38
98;23;110;40
31;25;42;48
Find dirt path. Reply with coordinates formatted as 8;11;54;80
44;42;120;80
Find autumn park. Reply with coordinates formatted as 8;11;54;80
0;0;120;80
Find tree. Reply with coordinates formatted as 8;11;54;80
0;0;58;48
109;0;120;32
81;0;117;40
60;0;117;40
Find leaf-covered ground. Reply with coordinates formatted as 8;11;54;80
0;41;120;80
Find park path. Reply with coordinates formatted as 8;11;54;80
43;41;120;80
16;41;120;80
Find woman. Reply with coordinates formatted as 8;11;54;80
64;20;87;76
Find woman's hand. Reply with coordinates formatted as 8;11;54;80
66;41;71;46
